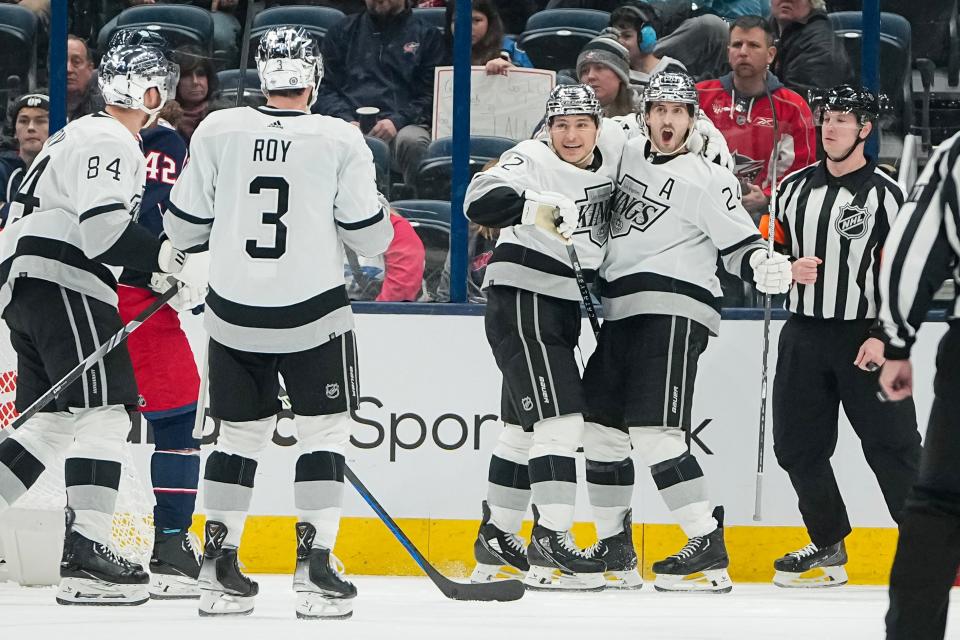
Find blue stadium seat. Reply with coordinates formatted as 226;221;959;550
519;10;610;71
100;5;214;58
0;4;38;106
413;7;446;33
390;199;451;300
248;6;346;67
414;136;516;200
365;135;391;199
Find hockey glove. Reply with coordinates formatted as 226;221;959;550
158;240;210;289
749;250;792;295
521;190;578;245
693;112;735;174
150;272;208;313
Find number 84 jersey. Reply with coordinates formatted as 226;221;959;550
164;105;393;354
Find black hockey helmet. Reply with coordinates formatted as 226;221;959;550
809;85;890;127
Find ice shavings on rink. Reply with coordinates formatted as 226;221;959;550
3;575;959;640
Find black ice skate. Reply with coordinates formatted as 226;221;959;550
293;522;356;619
57;508;149;606
470;500;530;583
773;540;848;588
149;528;201;599
197;520;258;616
652;506;732;594
585;508;642;589
525;505;605;591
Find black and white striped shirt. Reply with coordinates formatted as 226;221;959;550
879;132;960;358
775;159;904;319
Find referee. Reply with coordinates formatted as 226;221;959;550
768;85;921;588
881;132;960;640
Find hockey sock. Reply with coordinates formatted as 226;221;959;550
150;411;200;532
203;451;257;548
650;452;715;538
0;412;75;512
528;415;584;532
294;450;344;549
65;457;120;544
486;423;532;533
585;458;635;539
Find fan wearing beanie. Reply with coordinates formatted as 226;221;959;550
576;33;638;118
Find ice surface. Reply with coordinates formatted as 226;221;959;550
3;575;958;640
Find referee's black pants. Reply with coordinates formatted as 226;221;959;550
773;315;921;548
887;322;960;640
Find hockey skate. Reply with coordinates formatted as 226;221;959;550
470;500;530;583
773;540;848;588
149;528;201;599
586;509;642;589
198;521;258;616
652;506;733;594
524;505;605;591
57;508;149;606
293;522;356;620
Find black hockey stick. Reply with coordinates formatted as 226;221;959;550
344;465;525;602
566;243;600;339
235;0;255;99
0;282;179;442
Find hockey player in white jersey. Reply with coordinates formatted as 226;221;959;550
581;71;792;593
162;27;392;619
465;84;629;590
0;43;206;605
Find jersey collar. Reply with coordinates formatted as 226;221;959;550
810;157;878;192
256;105;309;117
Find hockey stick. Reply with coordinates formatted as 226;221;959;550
753;81;782;522
566;243;600;339
0;282;180;442
343;465;525;602
191;339;209;441
235;0;255;100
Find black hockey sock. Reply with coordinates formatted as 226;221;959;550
586;457;635;539
486;454;531;533
294;450;345;549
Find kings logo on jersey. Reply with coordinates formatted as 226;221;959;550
575;183;614;248
835;204;871;240
609;174;671;238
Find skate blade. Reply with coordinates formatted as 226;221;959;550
198;589;255;616
470;563;527;583
773;566;848;588
523;565;605;591
56;577;149;606
603;569;643;590
653;569;733;594
295;592;354;620
149;573;200;600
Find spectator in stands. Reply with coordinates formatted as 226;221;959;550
173;45;216;143
265;0;364;11
651;12;730;81
0;92;48;219
770;0;852;98
66;35;103;122
697;15;816;220
345;207;426;301
577;32;637;118
3;0;50;28
700;0;770;19
315;0;446;186
609;2;686;91
445;0;533;75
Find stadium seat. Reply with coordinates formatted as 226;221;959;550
413;7;446;33
413;136;516;200
248;6;346;67
365;136;392;199
213;69;266;107
389;200;451;301
0;4;37;113
519;10;610;71
100;5;214;59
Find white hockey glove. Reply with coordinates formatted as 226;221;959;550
149;271;208;313
158;240;210;289
749;249;792;295
693;112;735;174
521;189;578;245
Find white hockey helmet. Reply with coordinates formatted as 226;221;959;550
545;84;603;125
255;26;322;109
99;44;179;117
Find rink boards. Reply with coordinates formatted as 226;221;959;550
152;311;945;583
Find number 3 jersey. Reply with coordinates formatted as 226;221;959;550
164;105;393;354
601;138;766;335
0;112;159;313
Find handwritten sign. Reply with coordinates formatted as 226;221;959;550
432;66;556;140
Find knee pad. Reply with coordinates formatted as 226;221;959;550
151;411;200;451
630;426;687;467
10;411;75;468
492;423;532;465
218;416;275;460
70;406;130;462
296;412;350;455
531;413;584;457
583;421;630;463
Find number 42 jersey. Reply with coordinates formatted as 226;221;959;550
164;105;393;354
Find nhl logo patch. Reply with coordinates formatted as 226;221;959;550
835;204;871;240
521;396;534;412
325;383;340;399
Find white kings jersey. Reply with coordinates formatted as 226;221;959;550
164;106;393;353
601;137;766;335
0;112;148;312
464;120;626;300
